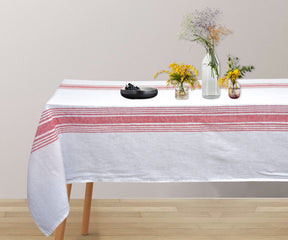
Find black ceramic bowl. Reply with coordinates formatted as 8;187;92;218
120;87;158;99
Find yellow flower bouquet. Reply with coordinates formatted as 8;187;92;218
154;63;200;99
218;56;254;99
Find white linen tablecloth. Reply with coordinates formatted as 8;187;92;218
28;79;288;236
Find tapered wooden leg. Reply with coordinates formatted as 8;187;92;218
54;184;72;240
81;182;94;235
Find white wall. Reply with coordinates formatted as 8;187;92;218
0;0;288;198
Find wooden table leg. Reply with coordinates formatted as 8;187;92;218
81;182;94;235
54;184;72;240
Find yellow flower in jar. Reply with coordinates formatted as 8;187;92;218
233;69;241;78
218;77;229;88
227;71;232;79
154;62;200;90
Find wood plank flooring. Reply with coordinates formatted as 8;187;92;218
1;199;288;240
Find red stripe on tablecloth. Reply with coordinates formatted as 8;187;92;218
59;85;122;89
39;105;288;122
40;110;288;124
55;123;288;132
32;136;59;152
45;105;288;113
241;84;288;88
58;83;288;89
58;84;174;90
31;129;60;151
31;121;288;152
37;106;288;131
35;114;288;137
33;122;288;139
41;107;288;116
31;105;288;152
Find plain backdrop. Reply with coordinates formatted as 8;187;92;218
0;0;288;198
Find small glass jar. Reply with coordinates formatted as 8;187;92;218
175;84;189;100
228;81;241;99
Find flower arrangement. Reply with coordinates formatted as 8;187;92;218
154;63;200;90
218;55;255;89
178;8;231;78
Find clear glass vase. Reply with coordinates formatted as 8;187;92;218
228;81;241;99
175;84;189;100
201;52;220;99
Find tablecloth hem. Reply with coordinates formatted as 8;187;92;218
39;207;69;237
65;177;288;184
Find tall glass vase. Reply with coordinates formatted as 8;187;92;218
201;52;220;99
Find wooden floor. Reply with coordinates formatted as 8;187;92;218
1;199;288;240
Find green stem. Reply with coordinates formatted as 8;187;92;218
207;47;219;79
180;81;184;92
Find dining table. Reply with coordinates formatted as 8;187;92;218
27;79;288;238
